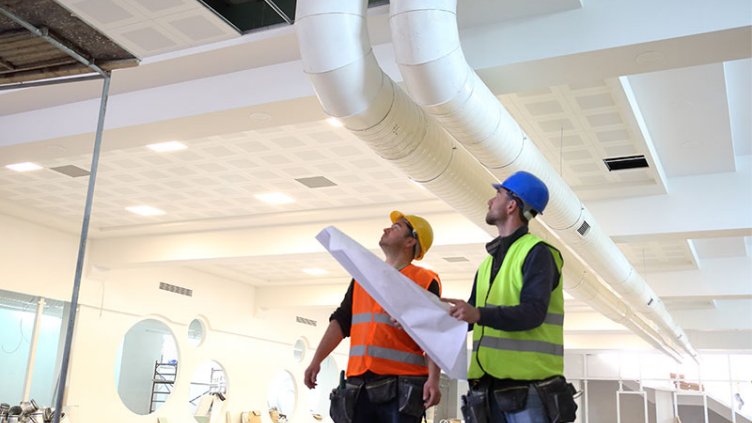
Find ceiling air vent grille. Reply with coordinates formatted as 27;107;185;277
296;316;317;327
443;256;469;263
576;221;591;237
603;155;649;171
159;282;193;297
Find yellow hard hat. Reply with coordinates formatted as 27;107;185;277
390;210;433;260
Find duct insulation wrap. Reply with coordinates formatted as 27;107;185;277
295;0;496;231
389;0;696;358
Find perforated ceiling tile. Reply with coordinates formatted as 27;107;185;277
596;129;630;143
71;0;136;25
129;0;193;15
169;15;227;41
587;112;623;127
617;240;697;272
526;100;564;116
538;119;574;132
576;93;615;109
603;144;639;157
120;26;178;52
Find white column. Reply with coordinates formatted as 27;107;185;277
22;297;46;401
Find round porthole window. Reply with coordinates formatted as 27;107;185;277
293;337;308;363
115;319;178;415
187;318;205;347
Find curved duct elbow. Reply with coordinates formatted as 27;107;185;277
390;0;696;358
295;1;496;229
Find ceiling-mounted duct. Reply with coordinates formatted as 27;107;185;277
294;0;691;362
388;0;696;359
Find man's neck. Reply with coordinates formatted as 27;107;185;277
497;220;525;238
385;254;413;270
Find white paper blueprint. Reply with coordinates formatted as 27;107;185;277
316;226;468;380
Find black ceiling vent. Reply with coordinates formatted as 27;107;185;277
576;221;591;237
199;0;388;33
159;282;193;297
603;155;649;171
296;316;317;327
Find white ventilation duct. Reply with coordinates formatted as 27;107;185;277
295;1;690;360
388;0;696;359
295;1;494;229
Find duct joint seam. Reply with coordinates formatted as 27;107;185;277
411;145;457;184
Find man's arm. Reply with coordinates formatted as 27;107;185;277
445;244;558;331
304;319;344;389
304;281;354;389
477;244;558;331
423;356;442;408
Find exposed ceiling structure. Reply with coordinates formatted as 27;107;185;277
0;0;750;354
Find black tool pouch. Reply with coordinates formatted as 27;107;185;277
397;376;427;417
365;377;398;404
330;382;362;423
492;385;529;412
534;376;578;423
461;388;490;423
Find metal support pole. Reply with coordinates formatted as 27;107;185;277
22;297;46;401
616;380;622;423
729;355;737;423
583;356;589;423
52;72;111;423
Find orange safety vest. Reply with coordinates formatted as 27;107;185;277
346;264;441;377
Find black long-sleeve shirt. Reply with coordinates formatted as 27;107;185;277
469;225;561;332
330;277;440;337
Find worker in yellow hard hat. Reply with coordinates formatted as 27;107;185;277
304;211;441;423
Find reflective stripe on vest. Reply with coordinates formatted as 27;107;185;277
473;336;564;356
352;312;396;326
349;345;427;367
346;264;441;377
468;233;565;380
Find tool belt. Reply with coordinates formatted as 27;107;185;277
329;374;427;423
461;376;578;423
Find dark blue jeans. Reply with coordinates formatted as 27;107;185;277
490;385;548;423
352;386;422;423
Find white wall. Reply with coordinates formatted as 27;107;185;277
0;213;347;423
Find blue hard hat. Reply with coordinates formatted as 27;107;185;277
492;171;549;215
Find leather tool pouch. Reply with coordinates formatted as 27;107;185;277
534;376;578;423
492;385;529;413
365;376;398;404
330;381;362;423
461;388;490;423
397;376;427;417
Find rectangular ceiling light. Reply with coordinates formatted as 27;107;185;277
302;268;328;276
6;162;43;172
147;141;187;152
603;155;649;171
126;205;166;216
254;192;295;205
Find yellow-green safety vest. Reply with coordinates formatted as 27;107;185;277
468;233;565;380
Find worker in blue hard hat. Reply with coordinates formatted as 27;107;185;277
443;171;578;423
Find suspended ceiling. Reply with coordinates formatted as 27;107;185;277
0;0;750;352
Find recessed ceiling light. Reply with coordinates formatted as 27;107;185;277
325;117;344;128
6;162;43;172
126;205;166;216
303;268;328;276
146;141;187;152
254;192;295;205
